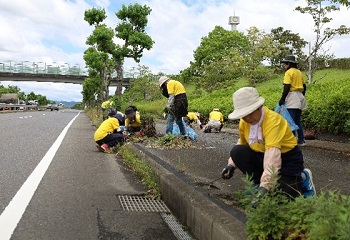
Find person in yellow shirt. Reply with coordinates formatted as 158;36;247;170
125;106;141;133
221;87;315;206
279;55;307;146
184;112;202;129
94;115;125;153
203;108;224;133
159;76;188;136
101;98;115;120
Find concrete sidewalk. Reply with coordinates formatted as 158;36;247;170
126;125;349;240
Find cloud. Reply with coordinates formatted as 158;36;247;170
0;0;349;101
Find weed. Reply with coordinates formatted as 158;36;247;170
117;145;161;199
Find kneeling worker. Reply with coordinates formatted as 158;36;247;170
94;114;125;153
125;106;141;133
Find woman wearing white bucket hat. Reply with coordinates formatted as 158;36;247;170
221;87;315;203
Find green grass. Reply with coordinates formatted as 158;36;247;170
131;68;350;134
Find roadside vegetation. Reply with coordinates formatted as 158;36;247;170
239;173;350;240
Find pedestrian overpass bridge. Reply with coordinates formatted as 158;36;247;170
0;60;131;87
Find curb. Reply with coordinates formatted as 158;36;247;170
127;143;247;240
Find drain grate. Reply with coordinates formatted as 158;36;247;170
118;195;170;212
161;213;193;240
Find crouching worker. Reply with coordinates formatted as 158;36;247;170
203;108;224;133
125;106;141;134
221;87;315;205
94;113;125;153
184;112;202;129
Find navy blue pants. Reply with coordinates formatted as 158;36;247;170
230;145;304;198
96;133;124;147
288;108;305;143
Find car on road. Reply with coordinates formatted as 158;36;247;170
50;104;59;111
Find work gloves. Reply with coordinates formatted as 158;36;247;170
251;187;268;208
221;165;235;179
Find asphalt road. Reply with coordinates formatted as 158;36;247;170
0;110;180;240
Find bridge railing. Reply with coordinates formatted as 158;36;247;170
0;60;138;79
0;60;88;76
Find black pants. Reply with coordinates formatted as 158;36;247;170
230;145;303;198
96;133;124;147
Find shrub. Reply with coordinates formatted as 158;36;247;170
244;189;350;239
302;77;350;134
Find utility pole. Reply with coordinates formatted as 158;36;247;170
308;42;312;84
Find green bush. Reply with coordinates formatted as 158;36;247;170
244;190;350;239
302;76;350;134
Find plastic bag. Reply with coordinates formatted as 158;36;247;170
274;104;299;132
172;120;198;141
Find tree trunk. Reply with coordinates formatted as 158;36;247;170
115;62;123;97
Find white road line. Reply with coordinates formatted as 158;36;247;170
0;112;81;239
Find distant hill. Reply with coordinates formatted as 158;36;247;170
55;101;81;108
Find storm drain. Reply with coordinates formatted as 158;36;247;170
161;213;193;240
118;195;193;240
118;195;170;212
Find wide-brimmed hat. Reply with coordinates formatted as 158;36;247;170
158;76;169;87
228;87;265;120
280;55;298;64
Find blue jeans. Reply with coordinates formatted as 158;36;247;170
165;114;187;136
288;109;305;143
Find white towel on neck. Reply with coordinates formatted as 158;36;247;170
249;107;264;144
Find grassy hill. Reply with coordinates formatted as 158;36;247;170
130;68;350;135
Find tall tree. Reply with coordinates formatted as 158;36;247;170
185;26;249;90
84;4;154;102
114;4;154;96
295;0;350;83
84;8;116;102
244;27;277;85
270;27;308;70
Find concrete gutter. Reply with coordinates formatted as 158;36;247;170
127;143;247;240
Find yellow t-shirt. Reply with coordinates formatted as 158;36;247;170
238;106;297;153
187;112;198;121
283;68;305;91
209;111;224;122
101;100;114;109
94;117;120;141
167;80;186;96
125;112;141;128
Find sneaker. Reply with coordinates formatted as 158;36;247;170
100;143;111;153
96;145;105;152
301;168;316;197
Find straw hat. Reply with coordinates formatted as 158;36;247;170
228;87;265;120
158;76;169;87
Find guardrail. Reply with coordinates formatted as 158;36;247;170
0;104;40;111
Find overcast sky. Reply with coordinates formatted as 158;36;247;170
0;0;349;102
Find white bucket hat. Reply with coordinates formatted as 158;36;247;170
158;76;169;87
228;87;265;120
